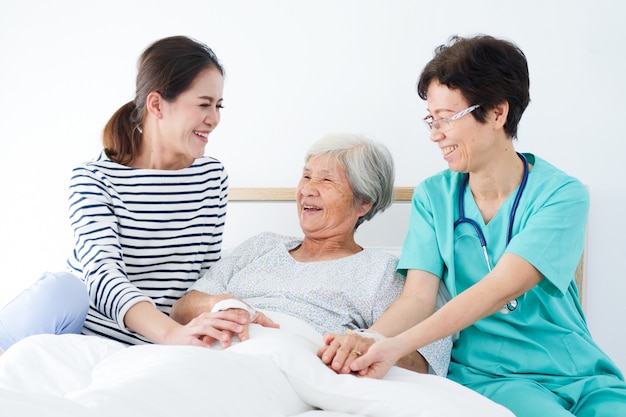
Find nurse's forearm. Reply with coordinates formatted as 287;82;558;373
371;270;440;337
396;265;537;352
390;294;484;360
371;294;434;337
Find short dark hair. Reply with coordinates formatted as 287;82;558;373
417;35;530;139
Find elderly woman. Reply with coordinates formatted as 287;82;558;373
320;35;626;416
171;133;451;376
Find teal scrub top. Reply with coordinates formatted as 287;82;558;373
398;153;623;384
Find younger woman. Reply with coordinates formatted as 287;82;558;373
0;36;247;352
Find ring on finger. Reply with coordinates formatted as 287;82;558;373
351;349;362;356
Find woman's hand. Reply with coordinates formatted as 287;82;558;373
127;298;279;348
251;310;279;328
349;337;405;379
168;309;251;348
124;301;248;348
318;332;375;374
170;291;279;347
207;296;280;345
200;308;279;347
163;308;279;349
319;331;428;375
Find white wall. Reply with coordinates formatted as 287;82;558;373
1;0;625;372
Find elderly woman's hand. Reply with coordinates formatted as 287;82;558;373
170;292;279;348
318;332;376;374
318;330;429;375
205;296;280;347
349;337;405;379
182;309;250;348
189;309;279;348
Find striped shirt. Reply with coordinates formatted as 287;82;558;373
67;151;228;345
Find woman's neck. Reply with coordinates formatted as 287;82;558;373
468;150;526;224
290;235;363;262
130;149;193;170
469;150;524;201
129;131;193;170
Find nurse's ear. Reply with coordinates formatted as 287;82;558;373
491;101;509;131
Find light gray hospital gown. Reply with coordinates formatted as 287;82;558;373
190;232;451;376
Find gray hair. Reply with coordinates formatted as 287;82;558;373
304;133;395;229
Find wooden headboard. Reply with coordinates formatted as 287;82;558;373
228;187;415;202
228;187;586;309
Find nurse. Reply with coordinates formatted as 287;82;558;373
319;34;626;417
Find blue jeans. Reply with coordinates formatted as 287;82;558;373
0;272;89;351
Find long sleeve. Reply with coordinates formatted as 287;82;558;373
67;152;228;344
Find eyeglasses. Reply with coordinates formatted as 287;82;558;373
423;104;480;132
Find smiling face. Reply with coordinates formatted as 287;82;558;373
425;81;497;173
156;66;224;167
296;154;372;240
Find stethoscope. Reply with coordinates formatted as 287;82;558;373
454;152;529;314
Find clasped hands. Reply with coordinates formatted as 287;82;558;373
318;331;378;374
182;294;279;349
318;331;425;379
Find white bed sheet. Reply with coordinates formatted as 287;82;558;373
0;310;513;417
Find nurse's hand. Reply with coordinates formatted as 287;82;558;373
318;332;375;374
349;337;405;379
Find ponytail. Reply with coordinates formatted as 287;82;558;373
103;100;142;165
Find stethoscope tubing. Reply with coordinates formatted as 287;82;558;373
454;152;529;312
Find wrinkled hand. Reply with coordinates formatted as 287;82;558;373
250;310;280;329
318;333;375;374
349;337;404;379
198;308;279;348
163;309;249;348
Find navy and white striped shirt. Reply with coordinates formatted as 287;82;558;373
67;151;228;345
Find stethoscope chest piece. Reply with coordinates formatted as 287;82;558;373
500;299;518;314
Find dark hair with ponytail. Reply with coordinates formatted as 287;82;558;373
102;36;224;165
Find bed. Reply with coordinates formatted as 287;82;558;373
1;187;579;417
0;310;513;417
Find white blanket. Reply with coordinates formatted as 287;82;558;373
0;311;513;417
